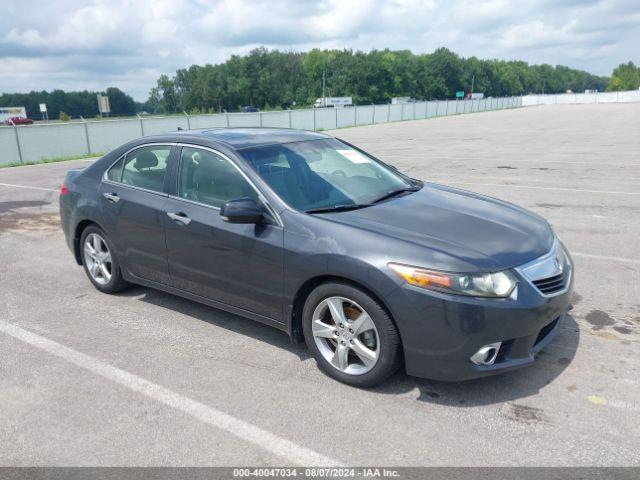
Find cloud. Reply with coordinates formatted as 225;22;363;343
0;0;638;100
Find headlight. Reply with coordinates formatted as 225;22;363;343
558;241;571;270
388;263;518;298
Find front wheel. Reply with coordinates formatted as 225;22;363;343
302;282;401;388
80;225;129;294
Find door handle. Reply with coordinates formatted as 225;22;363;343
103;192;120;203
167;212;191;225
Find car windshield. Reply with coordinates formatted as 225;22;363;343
240;138;414;212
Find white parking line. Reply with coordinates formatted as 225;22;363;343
447;181;640;196
0;320;341;467
0;182;58;192
572;252;640;265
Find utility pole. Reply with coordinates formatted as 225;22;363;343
322;69;326;107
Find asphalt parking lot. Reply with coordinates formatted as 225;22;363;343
1;103;639;466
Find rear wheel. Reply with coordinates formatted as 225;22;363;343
302;282;401;387
80;225;129;294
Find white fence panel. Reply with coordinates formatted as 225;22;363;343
87;119;141;153
228;113;260;128
261;111;290;128
523;90;640;106
426;101;438;118
446;100;455;115
355;105;374;125
0;127;22;165
373;105;389;123
290;110;314;131
337;108;356;128
142;116;189;136
188;114;228;129
414;102;427;119
17;123;87;162
314;109;337;130
388;104;403;122
618;90;640;102
596;92;617;104
400;104;412;120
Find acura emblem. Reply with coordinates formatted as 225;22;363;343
554;257;563;273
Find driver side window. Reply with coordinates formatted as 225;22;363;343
178;147;258;208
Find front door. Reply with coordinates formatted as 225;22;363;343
99;144;173;285
164;145;285;322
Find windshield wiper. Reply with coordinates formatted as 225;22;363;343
305;203;372;214
370;186;422;204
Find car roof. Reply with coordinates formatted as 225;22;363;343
161;127;331;150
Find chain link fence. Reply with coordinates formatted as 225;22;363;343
1;96;525;166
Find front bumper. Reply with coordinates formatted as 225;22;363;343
384;265;573;382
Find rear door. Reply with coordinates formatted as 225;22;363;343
99;143;174;285
163;145;285;322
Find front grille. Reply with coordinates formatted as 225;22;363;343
535;318;559;346
532;272;567;295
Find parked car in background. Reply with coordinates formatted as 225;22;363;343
241;106;259;113
2;116;34;125
59;128;573;387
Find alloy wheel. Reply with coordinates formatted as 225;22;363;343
311;296;380;375
83;233;112;285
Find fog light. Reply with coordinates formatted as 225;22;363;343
470;342;502;366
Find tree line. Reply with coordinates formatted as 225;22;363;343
4;48;637;119
0;87;137;119
147;47;610;113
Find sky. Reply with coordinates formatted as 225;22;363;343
1;0;639;101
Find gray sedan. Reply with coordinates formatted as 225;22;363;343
59;128;573;387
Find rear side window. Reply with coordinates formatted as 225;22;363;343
119;145;171;193
178;146;257;208
106;156;124;182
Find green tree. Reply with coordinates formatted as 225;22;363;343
142;48;608;111
607;62;640;91
1;47;612;117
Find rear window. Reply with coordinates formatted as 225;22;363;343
105;145;171;193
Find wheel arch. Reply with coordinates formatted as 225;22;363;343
73;219;100;265
288;274;399;345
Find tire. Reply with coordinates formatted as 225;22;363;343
80;225;129;294
302;281;401;388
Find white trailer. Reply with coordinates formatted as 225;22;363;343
0;106;27;124
391;97;412;104
314;97;353;108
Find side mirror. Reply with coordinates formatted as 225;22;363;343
220;197;264;224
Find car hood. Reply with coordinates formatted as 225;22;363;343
320;183;554;272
